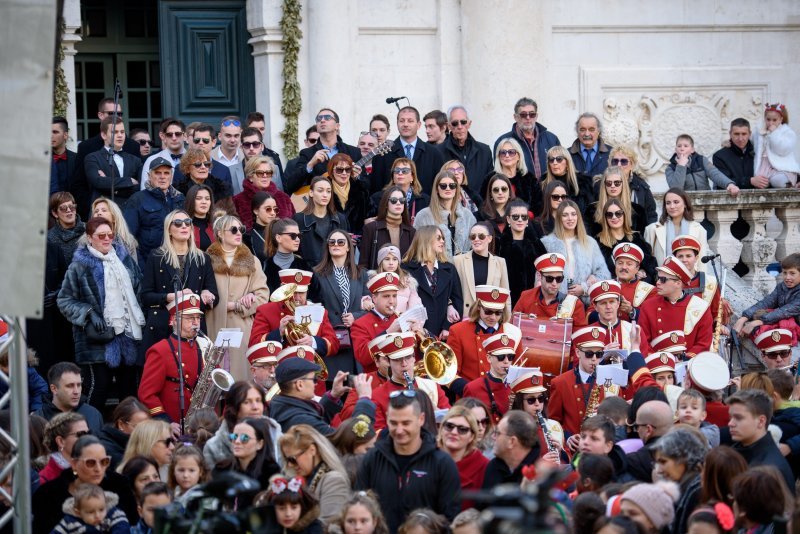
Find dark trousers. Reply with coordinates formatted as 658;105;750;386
80;363;138;411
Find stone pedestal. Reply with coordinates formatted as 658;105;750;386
705;208;742;268
740;208;778;294
775;206;800;262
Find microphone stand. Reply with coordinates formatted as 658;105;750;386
109;78;122;203
173;274;186;436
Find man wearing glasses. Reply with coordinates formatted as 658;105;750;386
755;328;795;371
569;112;613;185
140;118;186;187
285;108;360;194
493;97;561;180
240;125;285;192
513;253;588;327
436;105;492;192
627;400;674;482
638;256;713;359
580;280;645;365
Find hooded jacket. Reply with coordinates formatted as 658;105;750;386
51;491;130;534
35;396;104;435
355;429;462;532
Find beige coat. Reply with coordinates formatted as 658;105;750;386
453;252;511;317
643;220;710;273
205;243;270;381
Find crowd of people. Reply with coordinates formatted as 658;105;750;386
9;96;800;532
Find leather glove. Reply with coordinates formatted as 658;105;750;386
89;310;106;331
43;291;59;309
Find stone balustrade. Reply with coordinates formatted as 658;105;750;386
682;190;800;294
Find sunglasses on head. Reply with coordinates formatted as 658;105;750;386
492;186;509;193
548;156;566;163
137;139;153;146
171;218;193;228
551;194;568;201
328;238;347;246
393;168;412;175
510;214;529;221
469;233;488;241
229;433;252;444
611;158;630;166
443;421;472;435
333;166;352;175
582;350;604;359
80;456;111;469
656;276;678;284
191;161;212;169
360;131;379;138
222;119;241;127
605;210;624;220
543;275;564;284
280;232;301;240
242;141;262;149
226;226;246;235
491;353;513;362
605;180;623;188
438;182;457;190
517;111;537;119
499;149;518;157
388;196;405;204
450;119;469;127
525;395;548;405
193;137;212;144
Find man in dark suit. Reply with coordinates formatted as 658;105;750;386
84;116;143;208
284;108;361;194
568;112;613;184
71;98;142;219
369;106;445;195
51;116;77;195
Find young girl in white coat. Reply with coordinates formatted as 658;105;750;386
754;103;800;188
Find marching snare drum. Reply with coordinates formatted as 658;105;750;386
512;313;573;385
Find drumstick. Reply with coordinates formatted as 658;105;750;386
513;347;531;367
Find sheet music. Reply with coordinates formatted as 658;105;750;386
602;349;629;363
398;305;428;332
295;305;324;324
214;328;243;348
504;365;539;386
675;361;688;386
596;364;628;387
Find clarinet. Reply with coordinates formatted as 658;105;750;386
536;410;559;461
402;371;414;390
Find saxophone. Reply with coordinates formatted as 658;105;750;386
186;330;235;419
403;371;415;390
536;409;559;460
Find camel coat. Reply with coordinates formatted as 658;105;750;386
205;243;270;381
452;252;511;317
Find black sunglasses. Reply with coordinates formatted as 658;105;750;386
492;353;513;362
548;156;566;163
551;194;568;201
543;275;564;284
442;422;472;435
171;218;193;228
450;119;468;127
605;210;624;220
157;437;177;447
510;214;529;221
191;161;213;169
388;197;405;205
242;141;262;149
137;139;153;146
226;226;246;235
525;395;548;405
438;182;457;190
611;158;630;166
764;350;792;360
582;350;604;359
193;137;212;144
280;232;301;240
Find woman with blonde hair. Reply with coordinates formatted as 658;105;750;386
484;137;542;215
370;158;430;225
441;159;481;216
205;214;270;380
233;156;293;230
591;165;646;235
279;423;351;525
138;209;218;365
609;145;658;225
541;200;610;299
436;406;488;508
118;419;174;480
91;197;138;260
402;225;463;338
595;198;657;281
540;145;594;215
413;171;476;259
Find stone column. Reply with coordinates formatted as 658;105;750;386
62;0;82;151
705;208;742;268
775;206;800;262
247;1;284;160
740;207;778;294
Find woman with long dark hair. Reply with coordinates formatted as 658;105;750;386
532;181;568;238
595;198;657;282
453;221;510;317
496;199;547;307
643;187;709;267
294;176;348;267
358;186;416;271
479;173;516;238
244;191;279;265
184;184;215;251
262;218;313;294
327;153;371;236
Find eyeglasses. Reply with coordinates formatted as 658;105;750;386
450;119;469;127
435;234;444;241
137;139;153;146
492;353;513;362
79;456;111;469
388;197;405;205
492;186;509;194
191;161;213;169
389;389;418;399
510;214;529;221
605;210;624;220
242;141;262;149
543;275;565;284
548;156;566;163
481;307;503;317
253;170;274;178
765;350;792;360
226;226;246;235
102;110;122;117
469;233;488;241
171;219;193;228
58;204;77;213
393;168;412;175
605;180;623;188
656;276;679;284
333;166;352;175
93;232;114;241
164;131;184;138
442;422;472;435
280;232;301;240
222;119;241;127
611;158;630;166
551;194;568;201
157;437;177;447
517;111;537;119
582;350;605;359
68;430;91;438
631;422;651;432
477;418;490;427
438;182;457;190
328;238;347;247
285;447;309;466
525;395;548;405
316;114;335;122
360;131;379;138
193;137;212;144
229;433;252;444
306;137;320;144
498;149;518;157
261;206;278;213
447;166;465;173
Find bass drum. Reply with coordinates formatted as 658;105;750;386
512;313;573;386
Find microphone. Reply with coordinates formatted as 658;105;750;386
385;96;406;104
701;254;721;264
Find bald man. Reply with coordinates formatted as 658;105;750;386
627;399;674;482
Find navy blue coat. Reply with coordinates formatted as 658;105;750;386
494;123;561;179
402;260;463;336
370;137;445;195
123;187;185;269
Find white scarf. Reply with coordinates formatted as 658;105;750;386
87;245;145;340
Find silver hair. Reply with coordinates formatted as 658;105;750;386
651;428;706;472
575;112;604;136
447;104;470;120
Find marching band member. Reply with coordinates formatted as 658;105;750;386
336;333;393;422
649;330;688;360
513;253;587;327
274;344;327;397
449;285;521;387
461;329;521;422
246;339;282;393
584;280;645;357
755;328;795;371
645;351;677;389
508;368;565;455
671;235;722;320
248;269;339;361
370;331;451;430
609;243;656;322
351;272;417;373
138;293;205;425
638;256;713;358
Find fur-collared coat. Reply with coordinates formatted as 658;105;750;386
205;242;270;381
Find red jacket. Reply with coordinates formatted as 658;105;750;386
586;279;657;322
638;295;713;358
448;321;523;383
513;287;587;327
350;311;398;373
249;300;339;359
233;179;295;229
373;378;450;430
138;335;203;423
462;373;510;424
456;449;489;509
685;272;721;321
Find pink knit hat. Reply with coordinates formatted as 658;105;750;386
621;482;679;530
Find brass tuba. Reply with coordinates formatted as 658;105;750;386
187;330;236;419
413;333;458;385
270;283;312;345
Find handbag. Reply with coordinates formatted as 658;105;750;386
85;321;114;343
334;326;352;349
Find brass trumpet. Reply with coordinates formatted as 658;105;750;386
413;332;458;385
270;283;313;345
